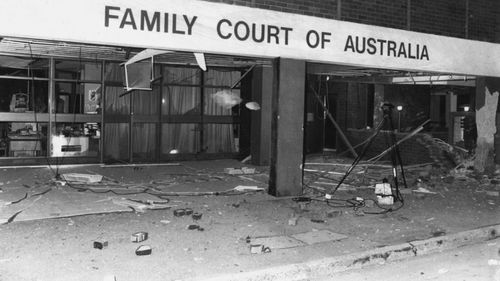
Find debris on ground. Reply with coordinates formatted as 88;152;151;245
135;245;152;256
60;173;103;184
112;198;173;212
93;240;108;250
233;185;264;192
131;232;148;243
224;167;257;175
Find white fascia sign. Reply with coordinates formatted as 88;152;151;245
0;0;500;77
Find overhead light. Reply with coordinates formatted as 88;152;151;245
397;105;403;111
391;74;475;86
169;149;179;154
463;106;470;112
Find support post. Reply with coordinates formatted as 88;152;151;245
475;77;500;171
269;59;305;197
250;65;273;165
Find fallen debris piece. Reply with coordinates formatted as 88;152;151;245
61;173;103;183
131;232;148;243
413;187;437;194
250;244;271;254
224;168;244;175
192;212;202;220
233;185;264;192
187;224;204;231
135;245;152;256
375;182;394;205
241;167;256;174
112;198;173;212
174;208;194;217
93;240;108;250
174;209;186;217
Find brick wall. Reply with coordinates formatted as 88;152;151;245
468;0;498;42
410;0;466;38
199;0;499;42
341;0;408;29
201;0;339;19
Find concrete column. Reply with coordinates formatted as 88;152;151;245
268;58;305;197
250;65;273;166
475;77;500;168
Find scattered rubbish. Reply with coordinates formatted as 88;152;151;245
160;220;171;224
233;185;264;192
174;209;186;217
250;244;271;254
61;173;103;183
187;224;204;231
225;168;244;175
413;187;437;194
375;181;394;205
192;212;202;220
174;208;193;217
225;167;256;175
426;217;435;221
241;167;256;174
93;240;108;250
112;198;173;212
135;245;152;256
311;219;325;223
131;232;148;243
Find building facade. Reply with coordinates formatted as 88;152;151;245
0;0;499;195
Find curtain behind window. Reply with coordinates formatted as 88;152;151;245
203;69;241;153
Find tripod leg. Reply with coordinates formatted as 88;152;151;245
385;111;407;202
332;118;386;193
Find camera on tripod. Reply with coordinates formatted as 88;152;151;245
381;102;395;113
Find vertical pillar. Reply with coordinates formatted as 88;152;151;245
269;59;305;197
475;77;500;169
250;65;273;166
